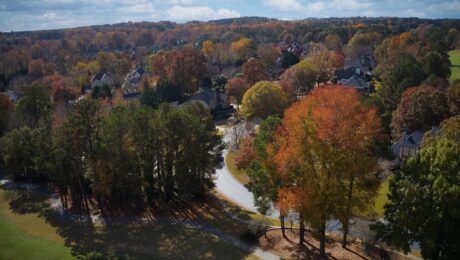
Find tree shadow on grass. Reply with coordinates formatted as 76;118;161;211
6;189;252;259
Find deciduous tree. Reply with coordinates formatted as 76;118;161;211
447;83;460;115
17;83;52;128
281;59;317;96
225;77;250;108
271;86;380;255
242;58;269;86
28;59;45;78
241;81;287;119
380;53;426;109
0;93;13;136
391;86;448;136
373;133;460;260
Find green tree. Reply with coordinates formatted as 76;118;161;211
98;105;143;210
52;99;102;213
0;127;48;182
241;81;288;119
373;134;460;259
423;51;451;79
280;50;300;69
141;78;181;108
17;83;52;128
0;93;13;136
281;59;317;95
380;53;426;109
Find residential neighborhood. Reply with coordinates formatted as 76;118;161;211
0;1;460;260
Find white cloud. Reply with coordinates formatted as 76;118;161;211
264;0;303;11
163;0;200;4
166;5;240;21
117;2;155;13
43;11;57;19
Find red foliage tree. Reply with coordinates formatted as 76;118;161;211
242;58;269;86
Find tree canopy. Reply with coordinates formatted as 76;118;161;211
241;81;288;119
391;86;449;136
373;124;460;259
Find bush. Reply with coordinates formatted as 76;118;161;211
239;219;268;243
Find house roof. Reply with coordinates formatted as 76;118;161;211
335;67;357;81
188;89;215;107
342;76;368;89
391;131;424;155
136;67;144;75
92;72;110;82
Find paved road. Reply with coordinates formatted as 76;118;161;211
215;124;279;218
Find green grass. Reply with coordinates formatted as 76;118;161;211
226;151;250;185
0;190;74;260
449;49;460;83
0;217;74;260
356;179;390;219
0;189;255;259
374;179;390;218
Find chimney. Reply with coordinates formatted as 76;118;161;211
355;67;361;75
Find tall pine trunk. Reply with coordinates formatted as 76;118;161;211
280;215;286;238
299;213;305;245
319;221;327;258
342;175;355;248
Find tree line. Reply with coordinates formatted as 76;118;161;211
0;85;223;214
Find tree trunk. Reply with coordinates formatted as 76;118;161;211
319;221;327;258
299;214;305;245
280;215;286;238
342;220;349;248
342;176;355;248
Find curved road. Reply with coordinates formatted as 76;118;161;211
215;125;280;218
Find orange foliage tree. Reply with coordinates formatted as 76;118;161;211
151;48;206;97
269;85;381;254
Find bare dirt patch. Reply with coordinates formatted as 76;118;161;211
258;229;412;260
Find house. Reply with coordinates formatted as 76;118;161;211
335;67;371;92
122;68;145;96
125;68;144;85
90;72;114;88
187;89;217;110
344;54;376;74
391;127;440;162
186;89;231;111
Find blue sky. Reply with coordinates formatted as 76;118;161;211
0;0;459;32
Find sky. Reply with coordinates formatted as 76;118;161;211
0;0;459;32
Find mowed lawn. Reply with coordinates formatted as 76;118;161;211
449;49;460;82
0;190;74;260
0;189;258;260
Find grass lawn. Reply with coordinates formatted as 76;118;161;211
226;151;250;185
0;217;73;260
374;178;390;218
449;49;460;83
0;189;259;259
0;190;74;260
357;178;390;219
